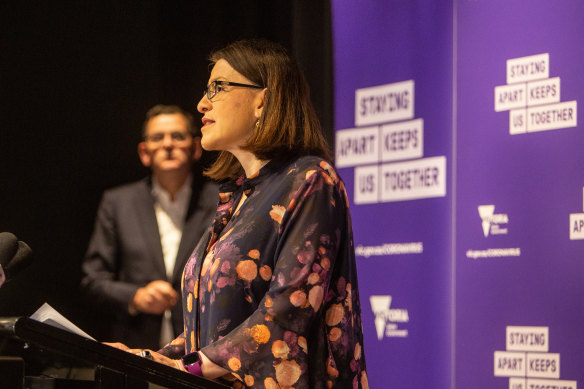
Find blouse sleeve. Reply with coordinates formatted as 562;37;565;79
157;331;186;359
200;164;354;388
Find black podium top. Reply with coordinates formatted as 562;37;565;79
0;317;229;389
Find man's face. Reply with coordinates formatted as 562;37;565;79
138;113;199;175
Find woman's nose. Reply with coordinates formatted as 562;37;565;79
197;95;211;113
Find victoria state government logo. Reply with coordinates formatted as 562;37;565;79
478;205;509;237
369;295;409;340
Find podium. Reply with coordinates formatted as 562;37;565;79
0;317;230;389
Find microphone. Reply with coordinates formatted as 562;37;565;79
0;232;33;287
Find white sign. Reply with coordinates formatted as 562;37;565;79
527;77;560;107
379;156;446;202
507;53;549;84
527;101;577;132
527;378;577;389
569;213;584;240
509;109;527;134
526;353;560;379
509;377;526;389
335;126;379;168
495;351;526;377
354;165;379;204
380;119;423;162
495;83;527;111
506;326;549;352
495;53;577;135
355;80;414;126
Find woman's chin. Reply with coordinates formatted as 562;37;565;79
201;138;219;151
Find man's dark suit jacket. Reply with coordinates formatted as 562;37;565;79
81;175;218;350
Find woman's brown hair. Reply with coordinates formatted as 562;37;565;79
204;39;332;180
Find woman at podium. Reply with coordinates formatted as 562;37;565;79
109;39;368;389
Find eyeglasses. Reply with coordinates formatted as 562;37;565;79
145;132;191;144
204;80;263;101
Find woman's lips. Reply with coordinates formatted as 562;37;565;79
201;117;215;128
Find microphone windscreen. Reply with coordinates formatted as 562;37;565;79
4;240;33;278
0;232;18;267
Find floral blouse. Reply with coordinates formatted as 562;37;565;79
160;156;368;388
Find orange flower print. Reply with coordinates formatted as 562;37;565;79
187;293;193;312
298;336;308;354
325;303;345;326
193;279;199;299
210;258;221;277
248;249;260;260
271;339;290;359
275;360;302;387
259;265;272;281
264;295;273;308
218;227;233;242
170;337;184;346
289;290;307;307
361;371;370;389
287;198;296;212
354;342;362;360
264;377;279;389
305;169;317;180
219;192;230;203
246;324;271;344
236;260;258;281
329;327;342;342
321;171;334;185
190;331;195;350
308;285;324;311
326;357;339;378
307;272;320;285
321;257;331;270
201;251;214;276
320;161;339;184
228;357;241;371
269;205;286;224
244;375;254;387
345;283;353;312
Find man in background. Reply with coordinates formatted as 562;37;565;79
81;105;218;350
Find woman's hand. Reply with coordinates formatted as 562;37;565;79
103;342;131;351
127;348;186;371
104;343;185;371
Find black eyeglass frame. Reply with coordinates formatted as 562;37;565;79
204;80;263;101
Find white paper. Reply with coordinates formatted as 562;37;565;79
30;302;95;341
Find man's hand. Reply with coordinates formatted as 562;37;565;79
131;280;178;314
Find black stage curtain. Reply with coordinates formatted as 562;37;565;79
0;1;332;336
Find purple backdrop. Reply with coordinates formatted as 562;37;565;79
456;0;584;388
332;0;584;388
332;1;454;388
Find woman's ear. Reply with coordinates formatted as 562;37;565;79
254;88;267;119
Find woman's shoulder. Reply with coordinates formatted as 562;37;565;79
289;155;340;185
287;155;337;175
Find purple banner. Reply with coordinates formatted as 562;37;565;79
456;0;584;388
332;1;453;388
333;0;584;387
